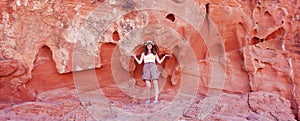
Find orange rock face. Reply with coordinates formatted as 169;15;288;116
0;0;299;120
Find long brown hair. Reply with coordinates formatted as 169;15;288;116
144;44;157;55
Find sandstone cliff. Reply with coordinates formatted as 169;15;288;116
0;0;299;120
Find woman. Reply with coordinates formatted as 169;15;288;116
133;40;170;104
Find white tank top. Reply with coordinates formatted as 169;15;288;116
144;53;156;63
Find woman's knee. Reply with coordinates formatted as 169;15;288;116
145;80;151;88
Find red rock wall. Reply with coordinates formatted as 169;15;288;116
0;0;299;120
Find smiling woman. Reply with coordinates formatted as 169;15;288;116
133;40;170;104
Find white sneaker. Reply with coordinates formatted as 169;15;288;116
153;100;158;103
146;100;151;104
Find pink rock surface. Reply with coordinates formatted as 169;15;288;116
180;91;295;120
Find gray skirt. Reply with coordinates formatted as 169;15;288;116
142;62;159;81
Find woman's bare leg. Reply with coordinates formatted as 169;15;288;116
145;80;151;103
153;80;159;102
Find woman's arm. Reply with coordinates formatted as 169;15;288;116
133;53;144;64
156;54;170;64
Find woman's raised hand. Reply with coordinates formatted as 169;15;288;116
164;54;171;57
